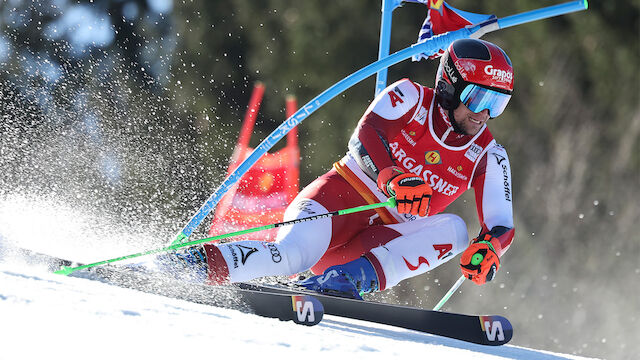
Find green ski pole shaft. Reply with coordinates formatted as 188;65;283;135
54;198;397;276
432;275;466;311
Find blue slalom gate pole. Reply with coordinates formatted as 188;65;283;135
375;0;403;96
499;0;588;29
172;28;471;245
171;0;588;245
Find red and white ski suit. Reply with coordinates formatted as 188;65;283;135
210;79;515;289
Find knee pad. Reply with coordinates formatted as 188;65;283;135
276;198;333;273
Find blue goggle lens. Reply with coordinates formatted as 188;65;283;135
460;84;511;118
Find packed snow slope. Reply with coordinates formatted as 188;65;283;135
0;255;598;360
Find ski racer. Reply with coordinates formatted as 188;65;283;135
160;38;515;299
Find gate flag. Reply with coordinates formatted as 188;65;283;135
208;84;299;241
411;0;496;61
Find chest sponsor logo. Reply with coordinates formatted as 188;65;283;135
465;143;483;162
447;166;468;181
389;142;460;197
425;150;442;165
400;129;417;146
414;106;428;125
416;106;428;125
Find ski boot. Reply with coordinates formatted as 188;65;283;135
154;244;209;283
297;257;379;300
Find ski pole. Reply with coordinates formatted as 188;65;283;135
432;275;466;311
54;198;397;276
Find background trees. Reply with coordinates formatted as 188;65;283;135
1;1;637;358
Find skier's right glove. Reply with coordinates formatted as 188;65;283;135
377;166;432;217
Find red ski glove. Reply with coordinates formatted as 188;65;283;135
460;234;502;285
377;166;432;217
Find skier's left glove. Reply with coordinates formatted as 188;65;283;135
460;234;502;285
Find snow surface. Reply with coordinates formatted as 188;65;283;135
0;196;599;359
0;258;599;360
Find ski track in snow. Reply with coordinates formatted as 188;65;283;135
0;261;599;360
0;199;599;359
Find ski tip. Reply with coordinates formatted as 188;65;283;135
479;315;513;345
53;266;74;276
291;295;324;326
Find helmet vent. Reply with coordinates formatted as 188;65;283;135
452;39;490;60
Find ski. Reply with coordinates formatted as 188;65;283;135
15;249;323;326
237;282;513;346
17;248;512;344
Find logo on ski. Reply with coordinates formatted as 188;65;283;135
291;295;324;326
480;316;510;342
295;299;315;322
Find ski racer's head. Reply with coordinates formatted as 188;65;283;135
435;39;513;135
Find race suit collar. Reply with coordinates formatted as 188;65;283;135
432;102;476;147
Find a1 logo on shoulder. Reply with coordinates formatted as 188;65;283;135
291;295;324;326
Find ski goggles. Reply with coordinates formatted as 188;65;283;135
460;84;512;118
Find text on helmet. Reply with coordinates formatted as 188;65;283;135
484;65;512;83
